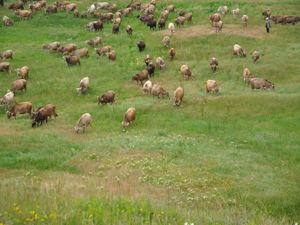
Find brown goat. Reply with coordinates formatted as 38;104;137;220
73;9;79;17
0;50;13;59
98;90;115;105
96;46;112;56
126;25;133;35
151;84;169;98
10;79;27;93
8;2;24;10
169;48;176;60
86;37;102;47
32;104;58;127
209;13;221;26
174;16;186;26
174;87;184;106
243;68;251;84
16;66;29;79
0;62;11;73
46;5;58;13
58;43;77;54
132;70;149;85
64;55;80;66
210;57;218;72
15;10;32;20
73;48;89;58
180;65;193;80
252;50;260;63
7;102;32;119
121;107;136;128
42;42;60;51
108;50;116;61
250;78;274;90
206;80;219;94
3;16;14;26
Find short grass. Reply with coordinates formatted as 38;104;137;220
0;0;300;224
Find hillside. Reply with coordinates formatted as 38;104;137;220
0;0;300;224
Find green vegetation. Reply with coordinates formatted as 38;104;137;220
0;0;300;224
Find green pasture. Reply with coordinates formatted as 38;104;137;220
0;0;300;224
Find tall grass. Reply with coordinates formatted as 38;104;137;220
0;0;300;224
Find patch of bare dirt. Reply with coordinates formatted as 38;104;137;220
38;169;170;203
36;150;170;202
0;122;19;136
155;24;269;39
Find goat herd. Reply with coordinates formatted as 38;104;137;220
1;0;296;133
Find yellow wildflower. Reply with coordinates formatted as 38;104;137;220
49;212;57;219
15;207;22;214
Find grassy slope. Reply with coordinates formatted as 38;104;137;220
0;0;300;224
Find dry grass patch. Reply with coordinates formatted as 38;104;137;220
155;24;272;39
65;150;172;202
65;147;235;209
0;122;18;136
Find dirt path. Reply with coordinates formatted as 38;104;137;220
155;24;269;39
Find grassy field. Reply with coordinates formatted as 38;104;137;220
0;0;300;224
